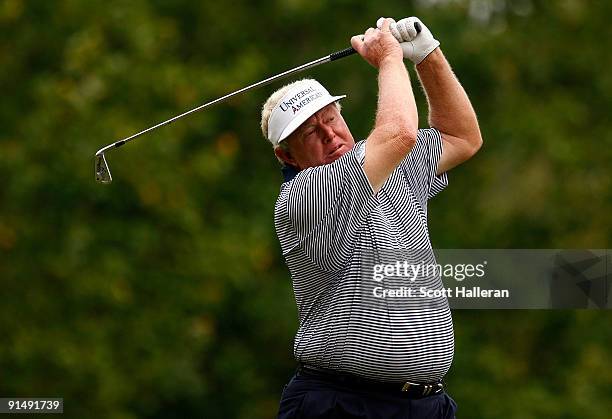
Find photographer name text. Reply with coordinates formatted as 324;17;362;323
372;286;510;299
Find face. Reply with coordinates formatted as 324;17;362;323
275;103;355;170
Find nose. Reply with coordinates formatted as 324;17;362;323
320;124;335;144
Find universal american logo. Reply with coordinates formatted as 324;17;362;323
280;87;324;114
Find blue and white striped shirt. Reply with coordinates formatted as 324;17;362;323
274;128;454;382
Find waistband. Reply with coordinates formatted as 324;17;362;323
297;364;446;399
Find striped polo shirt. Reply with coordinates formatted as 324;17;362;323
274;128;454;383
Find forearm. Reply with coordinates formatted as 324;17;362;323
374;58;418;136
364;58;418;191
416;48;482;147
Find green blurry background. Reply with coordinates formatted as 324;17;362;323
1;0;610;417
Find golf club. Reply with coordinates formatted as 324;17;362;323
94;46;357;183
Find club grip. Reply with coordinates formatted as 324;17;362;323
330;47;357;62
330;22;420;63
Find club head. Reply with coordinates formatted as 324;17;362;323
95;153;112;184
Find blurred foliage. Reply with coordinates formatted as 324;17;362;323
0;0;611;418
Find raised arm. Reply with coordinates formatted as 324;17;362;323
377;16;482;176
416;48;482;175
351;19;418;193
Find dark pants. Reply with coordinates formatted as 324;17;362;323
277;372;457;419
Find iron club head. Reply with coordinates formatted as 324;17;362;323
95;153;112;183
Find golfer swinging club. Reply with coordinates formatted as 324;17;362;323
261;17;482;418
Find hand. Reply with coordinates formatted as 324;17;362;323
376;16;440;64
350;18;403;68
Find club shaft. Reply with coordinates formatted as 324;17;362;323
95;48;355;156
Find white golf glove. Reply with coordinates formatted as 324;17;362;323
376;17;439;64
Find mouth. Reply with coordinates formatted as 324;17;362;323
328;144;343;156
325;144;345;163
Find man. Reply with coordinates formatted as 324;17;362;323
261;17;482;419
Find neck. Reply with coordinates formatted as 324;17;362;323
281;165;299;182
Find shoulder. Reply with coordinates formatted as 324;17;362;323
415;128;442;149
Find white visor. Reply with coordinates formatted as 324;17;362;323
267;79;345;146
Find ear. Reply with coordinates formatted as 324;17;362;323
274;146;299;169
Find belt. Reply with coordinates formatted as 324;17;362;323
296;364;445;399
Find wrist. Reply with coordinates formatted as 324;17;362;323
378;54;405;70
415;45;444;70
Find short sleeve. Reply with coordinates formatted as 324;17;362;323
274;141;378;272
401;128;448;202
